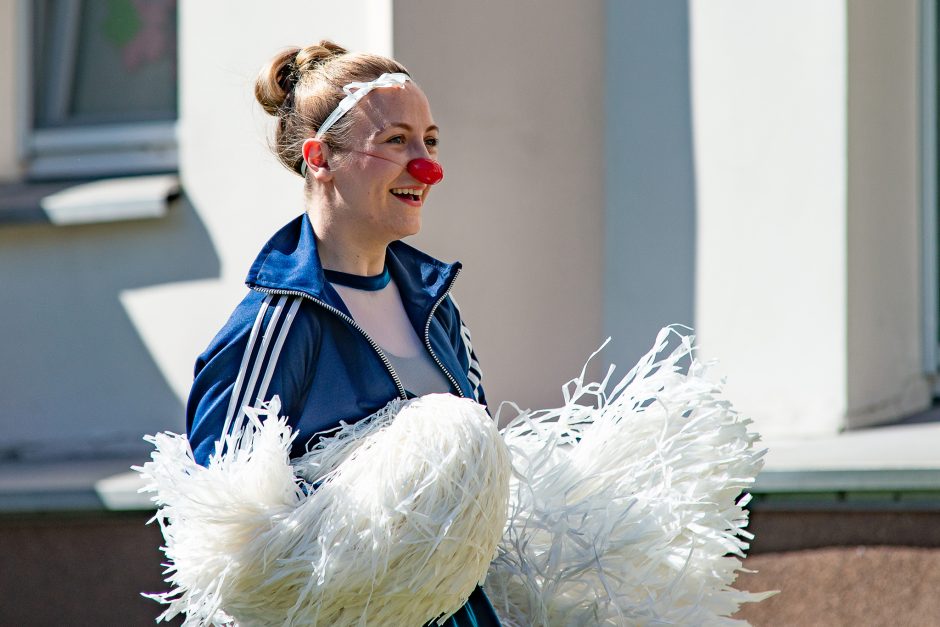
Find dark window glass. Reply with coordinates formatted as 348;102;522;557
32;0;178;129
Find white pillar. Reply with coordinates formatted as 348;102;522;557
178;0;393;282
121;1;393;400
691;1;849;438
690;0;929;438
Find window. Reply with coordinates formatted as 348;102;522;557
24;0;178;179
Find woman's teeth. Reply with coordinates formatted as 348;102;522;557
391;188;424;198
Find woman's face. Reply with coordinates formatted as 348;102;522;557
327;82;439;245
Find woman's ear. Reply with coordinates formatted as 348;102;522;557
302;138;333;182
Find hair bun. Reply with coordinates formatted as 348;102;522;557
294;40;347;73
255;47;300;116
254;41;348;116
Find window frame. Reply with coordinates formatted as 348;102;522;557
16;0;178;181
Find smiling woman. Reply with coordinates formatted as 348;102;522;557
302;75;441;261
179;41;495;625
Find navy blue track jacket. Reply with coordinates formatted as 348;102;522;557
187;213;487;466
185;213;498;626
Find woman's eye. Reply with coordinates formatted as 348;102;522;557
387;135;406;144
425;137;439;148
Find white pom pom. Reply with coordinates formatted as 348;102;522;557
486;326;774;625
137;326;774;625
137;394;510;626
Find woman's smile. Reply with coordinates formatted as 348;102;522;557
390;186;426;206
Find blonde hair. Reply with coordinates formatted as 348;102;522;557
255;41;410;176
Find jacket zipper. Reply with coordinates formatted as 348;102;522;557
251;285;409;400
254;267;466;401
423;268;465;398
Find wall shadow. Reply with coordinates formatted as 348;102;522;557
603;0;697;370
0;192;219;461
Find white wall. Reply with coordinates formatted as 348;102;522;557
691;1;849;438
121;1;394;401
178;1;392;278
691;0;930;438
393;0;606;415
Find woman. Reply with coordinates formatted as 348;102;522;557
185;41;499;625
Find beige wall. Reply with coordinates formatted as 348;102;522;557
393;0;606;415
0;0;20;182
846;0;929;427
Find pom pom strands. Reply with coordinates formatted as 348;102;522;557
138;326;773;625
137;394;511;626
485;326;774;626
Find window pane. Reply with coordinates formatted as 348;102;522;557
33;0;178;129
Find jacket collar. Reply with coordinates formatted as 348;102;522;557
246;213;461;316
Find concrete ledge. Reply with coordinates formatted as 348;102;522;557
754;468;940;494
750;468;940;511
760;421;940;471
4;421;939;514
0;457;145;513
747;420;940;509
96;470;153;511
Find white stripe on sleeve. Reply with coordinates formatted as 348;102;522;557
230;295;288;436
220;294;273;441
255;296;303;405
449;295;484;403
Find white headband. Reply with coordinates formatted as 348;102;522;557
315;72;412;141
301;72;411;176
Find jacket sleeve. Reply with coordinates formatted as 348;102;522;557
186;291;317;466
445;294;488;409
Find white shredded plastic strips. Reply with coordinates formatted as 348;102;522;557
484;325;775;626
136;394;511;626
137;325;773;626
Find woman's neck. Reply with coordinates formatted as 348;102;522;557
309;211;388;276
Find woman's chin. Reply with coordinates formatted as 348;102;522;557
394;216;422;239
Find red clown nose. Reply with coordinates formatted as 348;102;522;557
407;158;444;185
